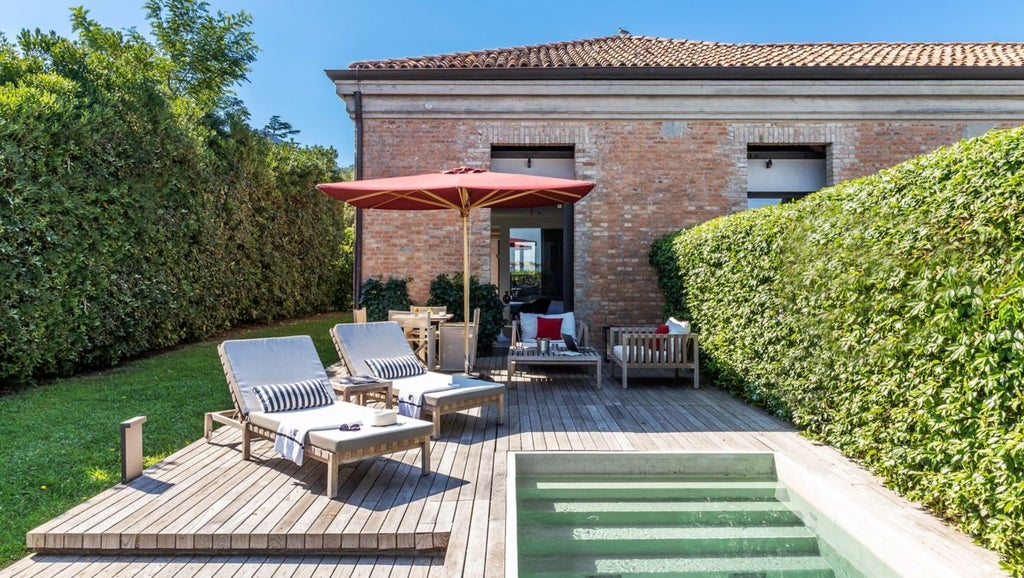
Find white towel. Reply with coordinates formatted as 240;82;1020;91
396;382;456;419
271;411;358;466
275;422;308;465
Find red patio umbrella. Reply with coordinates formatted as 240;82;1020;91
317;167;596;374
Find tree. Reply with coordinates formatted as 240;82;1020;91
144;0;257;113
262;115;300;141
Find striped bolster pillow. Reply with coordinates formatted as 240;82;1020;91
252;378;335;413
365;354;426;380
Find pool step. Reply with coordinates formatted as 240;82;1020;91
516;477;787;502
517;554;836;578
517;499;802;527
518;524;820;557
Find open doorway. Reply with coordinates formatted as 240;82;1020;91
490;146;575;315
492;206;564;306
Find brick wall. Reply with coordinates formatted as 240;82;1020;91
360;118;983;345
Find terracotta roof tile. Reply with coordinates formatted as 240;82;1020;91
349;35;1024;70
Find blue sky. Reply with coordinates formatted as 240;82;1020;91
4;0;1023;166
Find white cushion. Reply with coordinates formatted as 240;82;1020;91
666;317;691;334
520;312;576;342
251;378;335;413
612;345;669;363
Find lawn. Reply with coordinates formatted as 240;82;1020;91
0;312;348;568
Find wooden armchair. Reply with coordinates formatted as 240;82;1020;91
608;326;699;389
396;315;436;369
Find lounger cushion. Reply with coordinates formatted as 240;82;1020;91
388;372;504;416
252;378;335;413
248;401;434;455
220;335;332;415
333;322;420;375
423;378;505;406
366;354;426;380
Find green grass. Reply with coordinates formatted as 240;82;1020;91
0;312;349;568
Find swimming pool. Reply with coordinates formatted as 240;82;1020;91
507;452;899;578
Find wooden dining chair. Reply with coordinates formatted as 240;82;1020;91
438;307;480;372
398;315;436;368
388;309;412;321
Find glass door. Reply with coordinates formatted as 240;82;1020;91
509;228;563;302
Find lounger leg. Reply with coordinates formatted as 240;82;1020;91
621;365;628;389
596;361;603;390
327;454;341;498
497;395;505;425
204;412;213;441
420;439;431;475
432;410;441;440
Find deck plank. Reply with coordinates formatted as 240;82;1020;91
11;352;1007;577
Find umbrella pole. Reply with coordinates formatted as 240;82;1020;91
462;210;471;375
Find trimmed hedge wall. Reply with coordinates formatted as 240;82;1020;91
651;126;1024;574
0;31;351;386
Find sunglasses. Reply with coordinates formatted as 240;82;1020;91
339;423;361;431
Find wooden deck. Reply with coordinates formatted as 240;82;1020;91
6;354;1005;577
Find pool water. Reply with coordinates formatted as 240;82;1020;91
509;452;898;578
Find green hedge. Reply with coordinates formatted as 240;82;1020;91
358;277;412;322
356;274;504;357
0;25;351;386
651;126;1024;574
428;272;504;356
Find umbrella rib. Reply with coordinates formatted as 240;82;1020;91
353;189;460;210
472;188;584;209
411;189;461;210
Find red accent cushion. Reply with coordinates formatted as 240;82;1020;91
649;324;670;350
536;316;563;340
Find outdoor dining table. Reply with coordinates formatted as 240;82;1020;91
391;312;453;328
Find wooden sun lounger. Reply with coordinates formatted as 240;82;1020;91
204;335;433;498
331;322;505;438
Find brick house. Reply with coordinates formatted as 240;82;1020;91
325;34;1024;343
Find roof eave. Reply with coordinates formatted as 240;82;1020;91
326;65;1024;82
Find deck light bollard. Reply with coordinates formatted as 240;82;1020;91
120;416;147;483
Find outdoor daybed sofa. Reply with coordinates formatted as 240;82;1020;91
608;325;700;389
204;335;434;498
331;321;505;438
509;311;589;350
